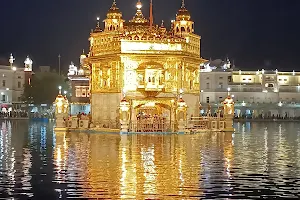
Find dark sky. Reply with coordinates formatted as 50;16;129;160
0;0;299;72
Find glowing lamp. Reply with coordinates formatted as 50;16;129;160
9;53;15;66
24;56;33;72
241;101;246;107
136;2;142;9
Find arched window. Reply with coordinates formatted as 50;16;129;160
176;27;180;33
181;26;185;32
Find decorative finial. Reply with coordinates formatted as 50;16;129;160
96;17;100;27
179;88;184;98
161;20;164;27
9;53;15;66
227;87;231;96
136;0;142;10
82;49;85;54
58;86;62;95
181;0;185;8
122;88;127;98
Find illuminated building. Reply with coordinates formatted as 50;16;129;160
0;54;32;112
85;0;205;128
200;60;300;118
67;51;90;115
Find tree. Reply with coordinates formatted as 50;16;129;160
22;72;70;105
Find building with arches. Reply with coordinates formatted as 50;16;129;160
85;0;205;129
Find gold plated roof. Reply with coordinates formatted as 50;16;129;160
107;0;122;19
176;0;191;21
129;0;149;24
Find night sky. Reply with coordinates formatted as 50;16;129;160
0;0;299;72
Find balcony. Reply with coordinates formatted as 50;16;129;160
279;85;300;92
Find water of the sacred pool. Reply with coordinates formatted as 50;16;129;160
0;120;300;199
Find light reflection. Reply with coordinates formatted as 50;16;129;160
1;121;300;198
178;152;184;195
21;148;32;191
54;132;68;184
141;145;157;195
40;125;47;151
120;135;137;199
0;121;16;195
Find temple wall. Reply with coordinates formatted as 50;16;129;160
91;93;121;129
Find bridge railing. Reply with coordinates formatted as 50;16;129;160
129;120;173;132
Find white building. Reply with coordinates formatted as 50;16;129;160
0;54;32;112
200;60;300;118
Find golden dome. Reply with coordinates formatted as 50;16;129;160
176;0;191;21
107;0;122;19
129;0;149;24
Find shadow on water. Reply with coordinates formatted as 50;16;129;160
0;121;300;199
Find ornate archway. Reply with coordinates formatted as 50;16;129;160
130;98;175;132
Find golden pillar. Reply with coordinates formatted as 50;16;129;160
223;96;235;132
119;97;130;133
176;94;187;134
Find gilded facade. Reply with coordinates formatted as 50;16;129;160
86;0;205;128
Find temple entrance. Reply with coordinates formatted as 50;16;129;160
131;101;174;132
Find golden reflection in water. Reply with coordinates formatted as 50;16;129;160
54;132;68;184
223;133;233;180
54;132;234;199
120;135;137;199
141;145;157;196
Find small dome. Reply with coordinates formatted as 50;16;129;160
176;7;191;21
176;1;191;21
107;1;121;15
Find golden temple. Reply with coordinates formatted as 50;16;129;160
84;0;206;129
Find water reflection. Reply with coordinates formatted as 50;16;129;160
0;121;300;198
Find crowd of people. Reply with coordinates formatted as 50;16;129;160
0;111;28;119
